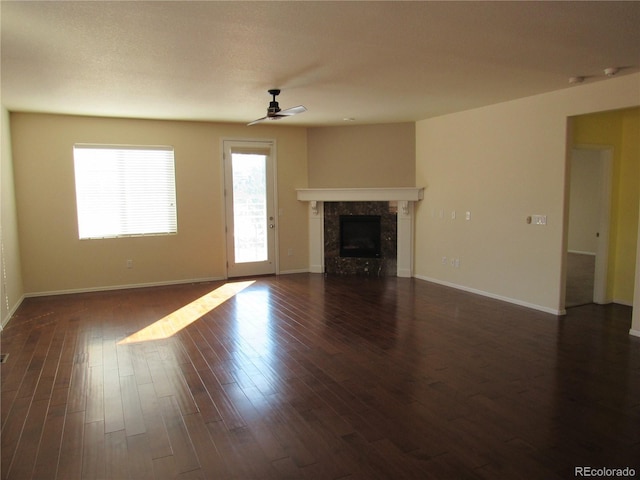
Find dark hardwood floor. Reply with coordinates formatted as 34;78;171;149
565;253;596;308
1;274;639;479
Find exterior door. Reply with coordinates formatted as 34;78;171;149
223;140;277;277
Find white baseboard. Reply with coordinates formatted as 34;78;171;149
630;329;640;338
279;268;310;275
1;294;26;330
19;271;315;301
567;250;596;256
413;275;565;316
23;276;226;299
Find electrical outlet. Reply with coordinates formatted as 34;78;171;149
126;259;133;269
442;256;447;265
287;248;294;256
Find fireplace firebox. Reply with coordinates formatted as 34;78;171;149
339;215;381;258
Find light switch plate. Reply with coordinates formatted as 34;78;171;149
531;215;547;225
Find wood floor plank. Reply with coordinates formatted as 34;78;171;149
120;373;147;436
221;382;289;461
0;395;31;478
51;322;79;393
146;349;174;398
204;419;277;479
15;326;55;401
0;388;19;433
151;453;179;480
1;329;42;394
66;336;90;414
3;398;49;480
104;429;129;480
177;360;223;424
31;402;66;479
130;343;153;385
161;361;199;416
56;410;85;480
84;366;104;424
158;395;200;474
81;420;106;480
181;412;229;479
115;339;135;377
137;382;173;460
196;368;246;431
32;322;66;402
103;364;125;433
125;433;155;480
2;275;638;479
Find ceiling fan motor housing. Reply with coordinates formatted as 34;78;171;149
248;88;305;125
268;101;281;115
267;89;281;115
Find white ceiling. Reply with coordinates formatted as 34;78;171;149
2;1;639;127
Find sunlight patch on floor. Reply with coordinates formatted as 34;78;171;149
118;280;255;344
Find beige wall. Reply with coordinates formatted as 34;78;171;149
10;113;308;294
1;108;24;326
415;73;640;314
307;123;415;187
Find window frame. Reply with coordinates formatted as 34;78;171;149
73;144;178;240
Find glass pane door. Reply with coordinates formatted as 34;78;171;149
232;153;268;263
224;141;276;277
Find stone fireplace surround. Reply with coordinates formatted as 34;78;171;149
296;188;424;277
325;201;396;276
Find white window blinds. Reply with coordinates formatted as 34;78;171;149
73;145;177;239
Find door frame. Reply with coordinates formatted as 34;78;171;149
567;145;613;305
221;138;279;278
592;147;613;304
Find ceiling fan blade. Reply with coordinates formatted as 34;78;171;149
247;116;268;126
247;115;286;126
276;105;307;116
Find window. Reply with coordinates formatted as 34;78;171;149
73;144;177;239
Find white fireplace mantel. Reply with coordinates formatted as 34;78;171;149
296;187;424;278
296;187;424;202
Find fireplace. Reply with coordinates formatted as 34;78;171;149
324;202;395;276
296;187;424;277
340;215;381;258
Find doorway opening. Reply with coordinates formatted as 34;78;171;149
565;146;613;308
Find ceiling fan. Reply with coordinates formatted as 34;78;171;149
248;89;306;126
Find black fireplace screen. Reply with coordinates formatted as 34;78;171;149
339;215;381;258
